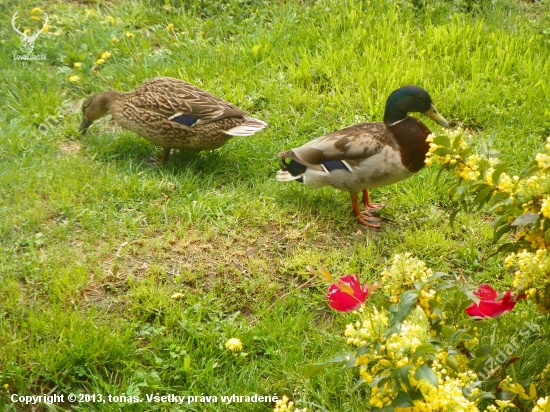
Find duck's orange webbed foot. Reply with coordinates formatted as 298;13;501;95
362;189;386;212
351;193;382;228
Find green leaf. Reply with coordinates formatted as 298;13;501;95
493;224;514;243
356;344;372;357
433;135;451;147
493;162;510;184
352;379;368;392
446;355;459;372
372;406;394;412
487;131;497;147
449;209;459;228
475;344;493;357
397;364;413;389
391;391;414;408
304;354;349;378
462;288;480;305
415;364;438;388
414;344;437;358
426;272;448;282
392;290;420;326
511;212;539;226
473;186;494;210
305;363;327;378
432;147;455;156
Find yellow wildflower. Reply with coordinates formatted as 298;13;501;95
31;7;44;14
125;32;134;38
68;75;80;83
95;58;105;65
43;24;50;33
273;395;308;412
225;338;243;352
100;51;112;59
542;197;550;218
73;62;82;68
111;37;119;43
166;23;175;31
532;397;548;412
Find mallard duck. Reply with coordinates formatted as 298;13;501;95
79;77;267;163
276;85;449;228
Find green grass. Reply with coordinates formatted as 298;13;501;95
1;0;550;410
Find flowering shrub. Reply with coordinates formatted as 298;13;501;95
289;255;547;412
425;129;550;313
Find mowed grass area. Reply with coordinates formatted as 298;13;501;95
1;0;550;410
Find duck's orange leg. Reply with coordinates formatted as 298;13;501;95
362;189;385;211
351;193;382;228
147;147;172;165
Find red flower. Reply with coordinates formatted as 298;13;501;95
465;284;525;318
325;275;370;312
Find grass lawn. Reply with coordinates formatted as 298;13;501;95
1;0;550;410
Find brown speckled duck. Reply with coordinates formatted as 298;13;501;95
79;77;267;163
277;85;448;228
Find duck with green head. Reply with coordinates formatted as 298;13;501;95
277;85;449;228
79;77;267;163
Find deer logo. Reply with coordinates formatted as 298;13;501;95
11;11;49;54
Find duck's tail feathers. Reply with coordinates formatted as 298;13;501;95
276;157;306;182
223;116;267;136
276;170;304;182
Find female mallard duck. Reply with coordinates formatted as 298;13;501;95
276;85;449;228
79;77;267;163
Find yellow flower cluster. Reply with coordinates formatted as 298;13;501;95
532;397;549;412
536;153;550;171
457;155;482;181
345;296;477;411
506;248;550;314
380;253;438;316
273;396;307;412
396;374;479;412
424;128;468;167
345;307;388;347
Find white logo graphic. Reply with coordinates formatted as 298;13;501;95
11;11;49;54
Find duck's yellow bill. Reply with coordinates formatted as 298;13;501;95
424;104;449;127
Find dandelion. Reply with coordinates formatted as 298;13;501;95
95;58;105;65
166;23;175;31
100;51;112;59
43;24;50;33
125;32;134;38
3;383;8;390
68;75;80;83
111;37;119;43
225;338;243;352
170;293;184;299
73;62;83;68
30;7;44;14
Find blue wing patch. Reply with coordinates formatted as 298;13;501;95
321;160;352;173
169;114;198;127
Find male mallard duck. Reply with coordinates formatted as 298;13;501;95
79;77;267;163
276;85;448;228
